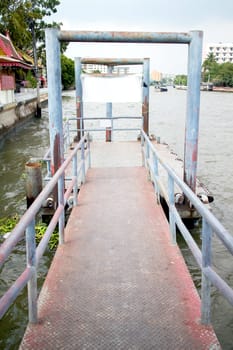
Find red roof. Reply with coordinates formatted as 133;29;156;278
0;33;33;69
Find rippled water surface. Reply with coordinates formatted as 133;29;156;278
150;88;233;349
0;88;233;349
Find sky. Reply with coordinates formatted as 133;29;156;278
48;0;233;74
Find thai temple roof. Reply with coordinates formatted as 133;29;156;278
0;33;33;69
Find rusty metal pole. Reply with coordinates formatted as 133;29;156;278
25;161;42;208
30;20;41;118
184;31;203;193
142;58;150;135
106;65;113;141
75;57;83;142
45;28;64;175
45;28;65;243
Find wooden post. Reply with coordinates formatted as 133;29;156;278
25;161;42;208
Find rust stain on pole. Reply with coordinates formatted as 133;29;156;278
183;141;198;193
142;96;149;135
76;100;81;142
51;133;61;175
106;127;112;142
51;133;62;208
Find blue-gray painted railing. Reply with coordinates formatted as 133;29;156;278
67;115;143;138
0;134;91;322
141;129;233;324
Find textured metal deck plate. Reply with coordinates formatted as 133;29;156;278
20;167;220;349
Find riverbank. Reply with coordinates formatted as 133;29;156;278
175;85;233;92
213;86;233;92
0;88;48;142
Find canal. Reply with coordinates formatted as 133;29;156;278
0;88;233;349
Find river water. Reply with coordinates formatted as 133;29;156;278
0;88;233;349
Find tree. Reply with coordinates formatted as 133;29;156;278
215;62;233;87
0;1;73;90
174;74;187;86
202;53;218;82
0;0;62;53
61;54;75;90
202;54;233;87
202;53;217;69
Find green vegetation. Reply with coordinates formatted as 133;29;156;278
0;0;73;89
174;74;187;86
0;215;19;234
0;1;62;55
61;54;75;90
25;70;37;88
203;53;233;87
0;215;59;250
174;54;233;88
35;222;58;250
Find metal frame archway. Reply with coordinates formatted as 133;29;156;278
45;29;203;195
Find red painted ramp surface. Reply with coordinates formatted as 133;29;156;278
20;167;220;349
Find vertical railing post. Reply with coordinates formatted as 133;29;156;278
58;176;65;244
106;65;113;141
26;219;37;323
46;159;51;178
72;152;78;206
45;28;64;210
141;131;145;167
201;218;212;324
81;141;86;183
87;134;91;169
184;31;203;193
153;152;160;203
67;119;71;148
45;28;64;175
142;58;150;135
75;57;83;142
168;175;176;244
146;140;150;164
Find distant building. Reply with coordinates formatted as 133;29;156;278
82;64;108;74
150;70;162;81
162;73;175;84
113;65;142;75
82;64;142;75
0;32;33;104
204;43;233;63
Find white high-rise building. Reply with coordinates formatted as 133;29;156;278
204;43;233;63
82;64;142;75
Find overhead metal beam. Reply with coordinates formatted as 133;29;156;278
58;30;192;44
81;58;144;66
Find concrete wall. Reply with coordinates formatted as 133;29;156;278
0;95;48;139
0;89;15;105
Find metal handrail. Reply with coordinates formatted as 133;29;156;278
68;116;143;121
0;134;91;322
140;129;233;324
67;115;143;139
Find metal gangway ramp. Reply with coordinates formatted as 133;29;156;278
20;142;219;349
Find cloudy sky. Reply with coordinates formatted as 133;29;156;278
49;0;233;74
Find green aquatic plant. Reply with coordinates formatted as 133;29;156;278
0;216;58;250
35;222;59;250
0;215;20;235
